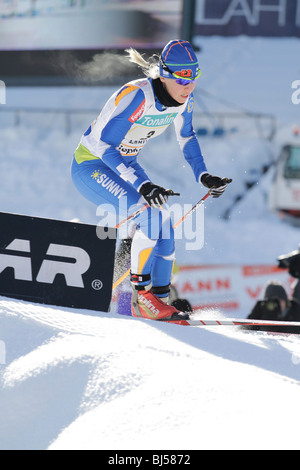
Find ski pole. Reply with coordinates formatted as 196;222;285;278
165;318;300;328
115;204;149;229
115;189;181;229
173;178;232;229
112;190;212;291
173;190;211;229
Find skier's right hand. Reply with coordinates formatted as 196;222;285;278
139;182;170;208
201;173;232;198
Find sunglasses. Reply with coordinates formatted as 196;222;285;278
160;59;201;86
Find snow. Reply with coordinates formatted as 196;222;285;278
1;299;300;450
0;36;300;450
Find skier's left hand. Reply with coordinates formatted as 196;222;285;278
201;173;232;198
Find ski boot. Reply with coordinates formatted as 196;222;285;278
130;275;190;321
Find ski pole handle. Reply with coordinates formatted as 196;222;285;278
223;178;232;185
164;189;180;196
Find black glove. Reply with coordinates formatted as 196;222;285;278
139;182;171;208
201;173;232;198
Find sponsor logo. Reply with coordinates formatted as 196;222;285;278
0;239;91;288
175;69;193;78
117;144;140;157
0;213;116;312
118;131;157;156
116;163;138;185
91;170;128;198
136;113;178;128
128;137;148;145
129;99;146;123
138;293;160;316
181;277;231;295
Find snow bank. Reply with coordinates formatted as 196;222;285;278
1;298;300;450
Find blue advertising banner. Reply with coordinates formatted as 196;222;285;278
194;0;300;37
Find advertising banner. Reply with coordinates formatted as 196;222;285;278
0;212;116;312
194;0;300;37
175;264;293;317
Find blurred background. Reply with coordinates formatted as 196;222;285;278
0;0;299;316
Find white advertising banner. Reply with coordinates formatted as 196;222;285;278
175;265;293;318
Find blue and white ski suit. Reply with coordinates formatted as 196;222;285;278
71;77;207;289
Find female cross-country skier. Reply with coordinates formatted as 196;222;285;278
71;39;231;321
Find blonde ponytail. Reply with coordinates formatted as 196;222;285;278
125;48;160;79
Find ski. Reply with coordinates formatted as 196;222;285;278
161;317;300;328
